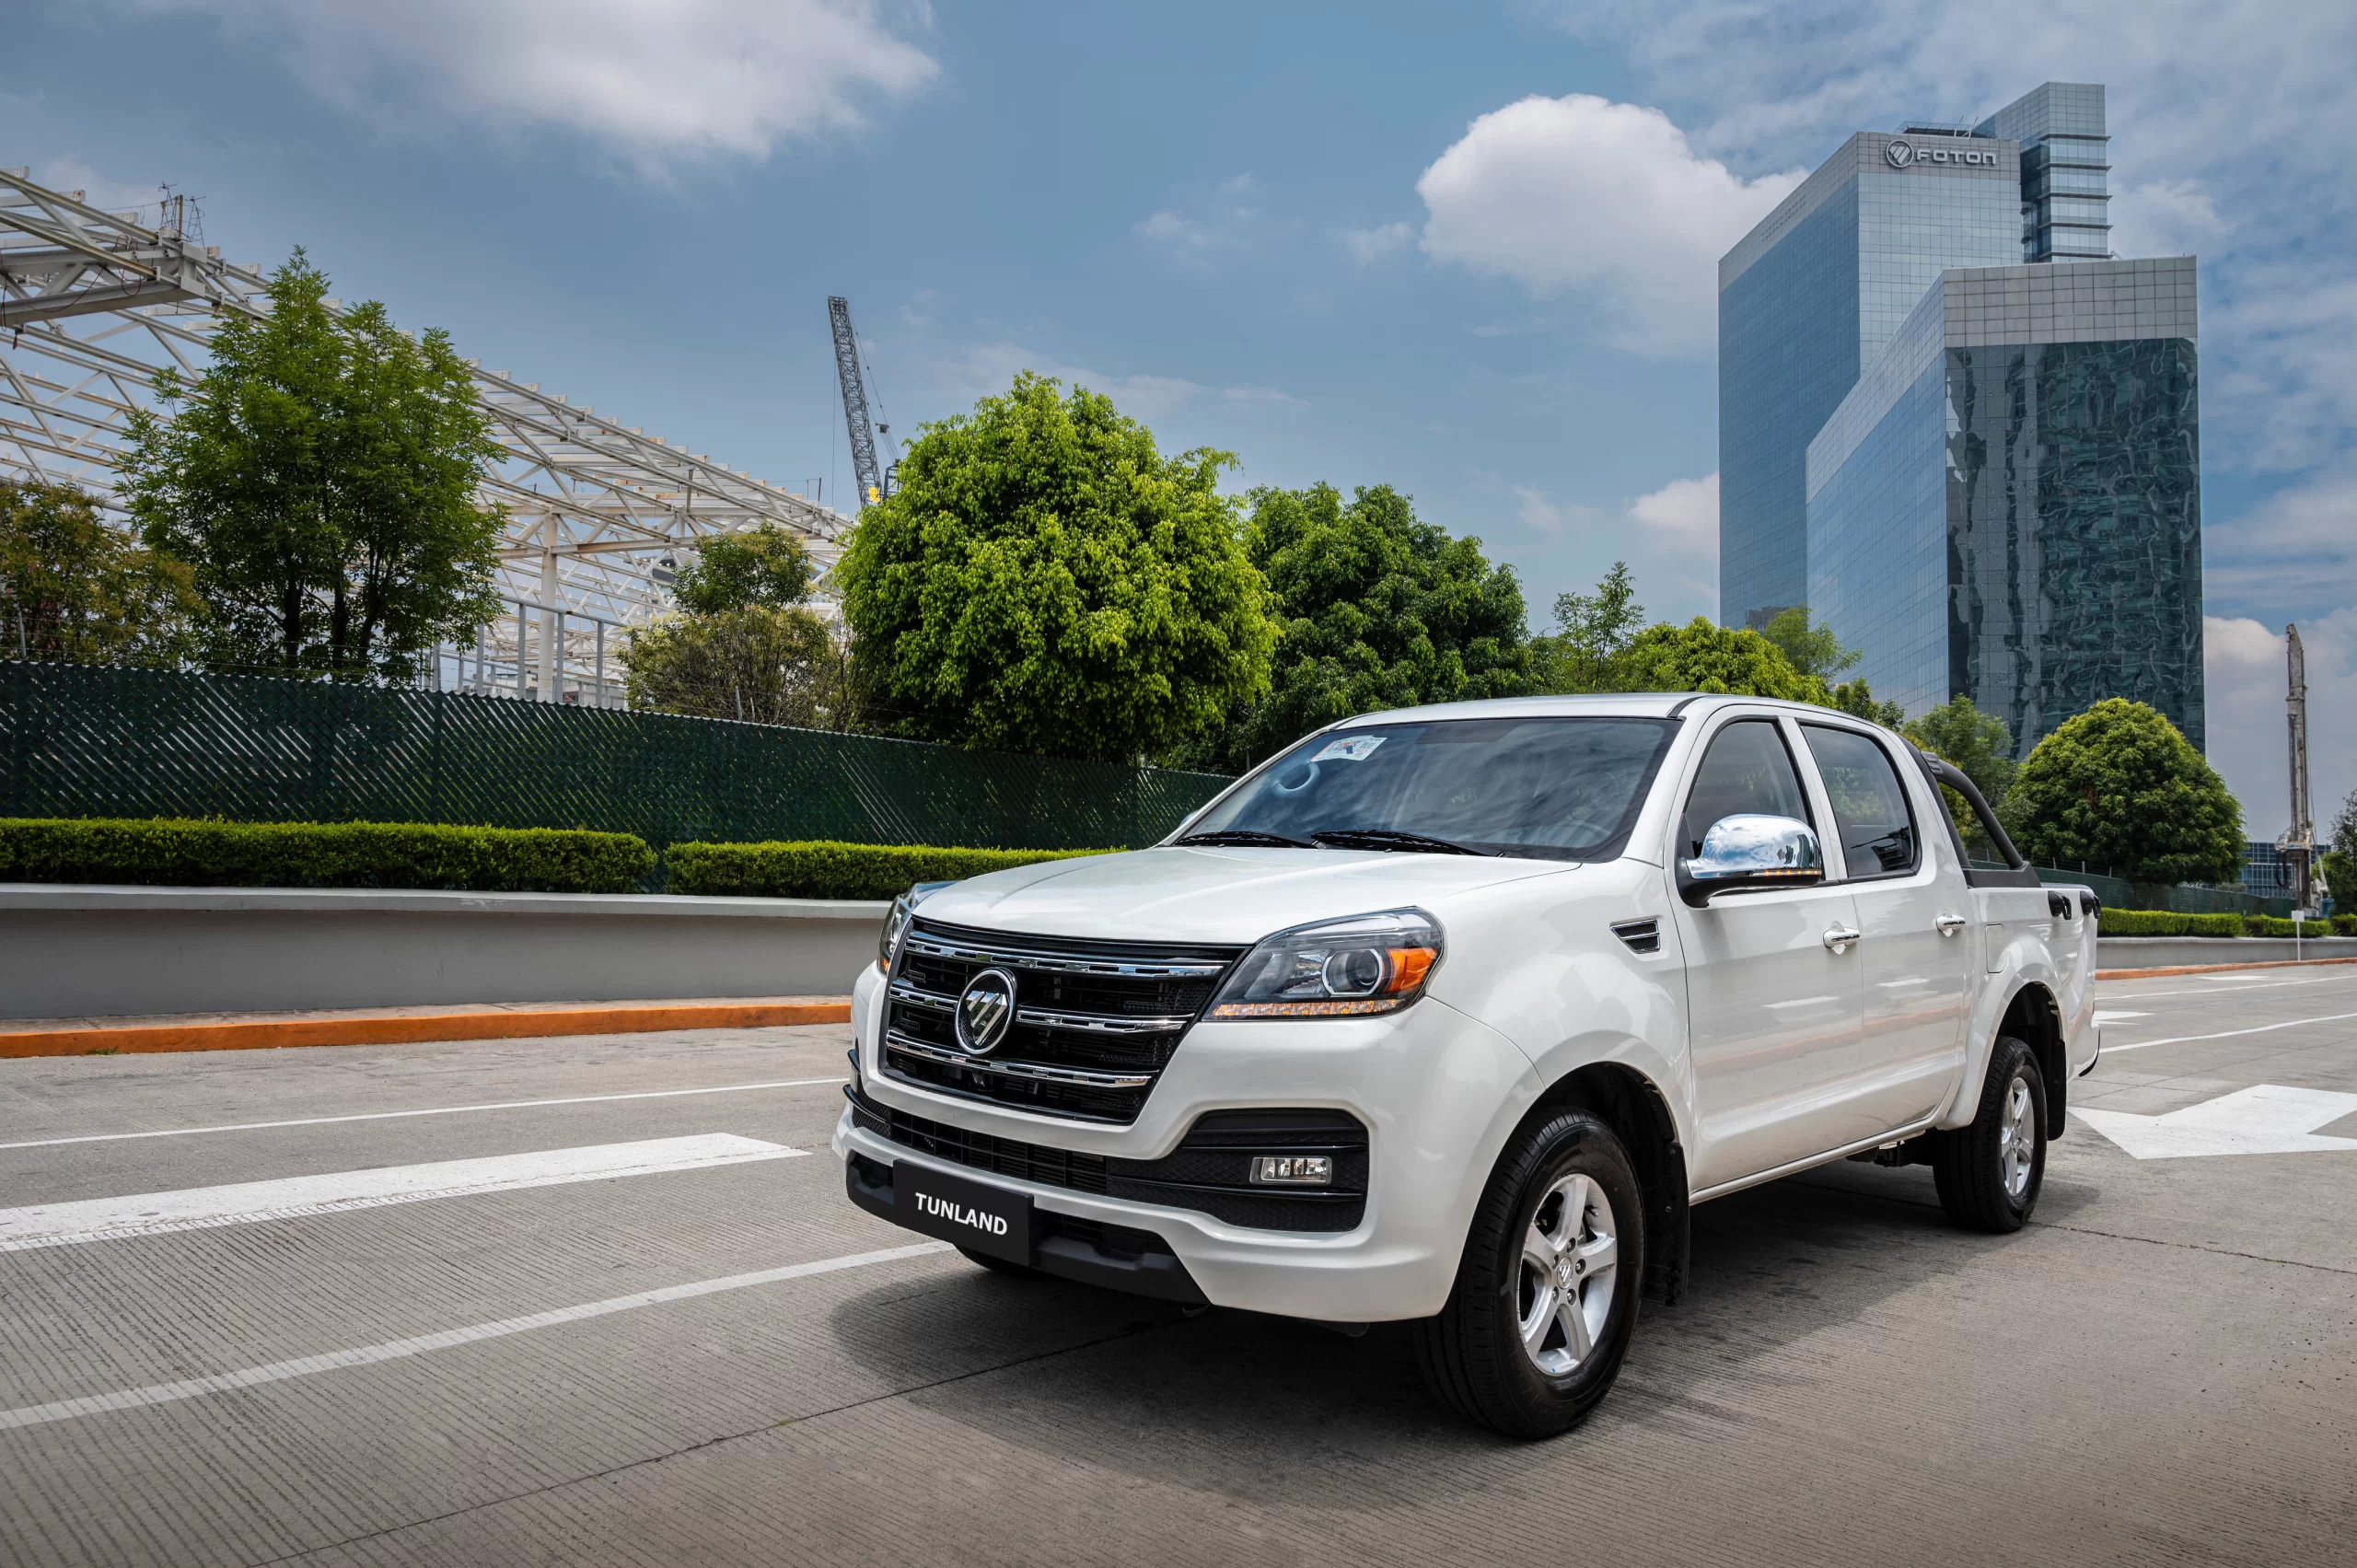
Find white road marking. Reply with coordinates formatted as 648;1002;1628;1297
2100;974;2356;1002
2091;1011;2149;1026
2100;1009;2357;1054
0;1135;804;1252
0;1240;952;1433
0;1076;848;1153
2076;1085;2357;1159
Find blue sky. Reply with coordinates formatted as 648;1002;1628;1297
7;0;2352;831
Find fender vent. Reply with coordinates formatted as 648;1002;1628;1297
1611;918;1661;954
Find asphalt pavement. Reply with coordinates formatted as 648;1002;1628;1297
2;970;2351;1567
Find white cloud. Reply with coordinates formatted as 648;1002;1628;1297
1512;485;1602;536
2203;464;2357;607
1135;210;1221;251
1629;471;1717;550
31;157;170;219
1413;95;1802;354
2201;610;2357;840
2107;179;2226;261
916;341;1305;423
1341;222;1415;263
128;0;938;170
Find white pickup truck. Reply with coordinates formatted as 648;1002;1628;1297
836;693;2097;1435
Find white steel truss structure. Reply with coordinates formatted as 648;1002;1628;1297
0;167;847;701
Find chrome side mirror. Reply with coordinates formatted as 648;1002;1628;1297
1678;814;1824;907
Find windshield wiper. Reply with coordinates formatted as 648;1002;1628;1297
1307;827;1489;856
1175;829;1320;849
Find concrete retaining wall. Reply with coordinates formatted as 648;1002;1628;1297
2096;935;2357;971
0;885;888;1020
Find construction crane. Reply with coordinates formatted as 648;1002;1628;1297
827;296;888;509
2283;622;2316;912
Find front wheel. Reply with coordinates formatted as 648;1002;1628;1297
1931;1035;2047;1232
1413;1109;1644;1438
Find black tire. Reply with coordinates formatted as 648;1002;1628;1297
958;1246;1039;1276
1932;1035;2048;1232
1413;1109;1645;1438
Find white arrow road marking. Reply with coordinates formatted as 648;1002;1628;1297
0;1134;803;1252
2075;1085;2357;1159
0;1241;951;1432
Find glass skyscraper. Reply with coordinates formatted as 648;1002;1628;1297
1719;82;2204;757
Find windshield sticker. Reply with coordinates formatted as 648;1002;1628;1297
1312;735;1386;762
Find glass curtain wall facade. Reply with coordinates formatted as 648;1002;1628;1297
1719;134;2018;629
1806;260;2203;756
1977;83;2111;261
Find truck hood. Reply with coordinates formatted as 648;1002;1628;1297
910;844;1578;947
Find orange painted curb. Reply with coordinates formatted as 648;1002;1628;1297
2096;955;2357;981
0;998;853;1059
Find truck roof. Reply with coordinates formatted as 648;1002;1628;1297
1329;692;1877;727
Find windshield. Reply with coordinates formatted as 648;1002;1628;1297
1180;716;1678;861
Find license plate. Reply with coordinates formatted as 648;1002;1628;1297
893;1163;1033;1263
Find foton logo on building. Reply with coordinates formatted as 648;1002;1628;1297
1886;138;1999;168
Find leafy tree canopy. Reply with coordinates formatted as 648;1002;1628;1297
2323;787;2357;910
120;251;504;682
1176;482;1534;772
834;372;1276;763
1903;693;2017;854
1828;679;1906;727
1760;605;1861;681
1530;560;1646;694
622;604;847;729
1;479;200;663
1617;618;1833;703
2001;697;2242;885
672;523;815;614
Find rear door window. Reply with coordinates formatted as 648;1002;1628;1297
1800;724;1920;877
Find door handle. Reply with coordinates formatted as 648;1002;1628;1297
1822;925;1862;954
1935;913;1968;936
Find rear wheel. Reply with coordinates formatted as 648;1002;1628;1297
1932;1035;2047;1232
1414;1109;1644;1438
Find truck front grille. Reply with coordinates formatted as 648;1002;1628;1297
879;917;1244;1124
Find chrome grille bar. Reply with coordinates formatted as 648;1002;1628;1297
901;934;1226;979
884;1031;1156;1090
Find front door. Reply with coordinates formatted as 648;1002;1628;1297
1668;715;1868;1191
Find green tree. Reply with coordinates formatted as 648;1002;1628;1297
1760;605;1861;681
2321;787;2357;910
1530;560;1646;693
671;522;817;615
2001;698;2242;885
120;252;504;682
1178;482;1533;771
1;479;200;663
625;522;848;727
1904;694;2018;854
622;605;847;728
1828;679;1906;727
835;372;1275;762
1617;618;1832;703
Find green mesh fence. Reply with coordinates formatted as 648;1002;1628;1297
0;662;1232;870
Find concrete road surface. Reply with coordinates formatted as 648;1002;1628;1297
3;968;2353;1566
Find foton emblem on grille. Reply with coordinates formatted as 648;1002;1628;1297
955;968;1017;1055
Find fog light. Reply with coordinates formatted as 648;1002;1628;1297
1250;1155;1333;1187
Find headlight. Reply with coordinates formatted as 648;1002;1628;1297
1209;909;1443;1019
877;881;958;970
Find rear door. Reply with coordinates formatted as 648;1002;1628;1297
1667;714;1866;1191
1797;721;1974;1140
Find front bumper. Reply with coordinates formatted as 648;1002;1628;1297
833;962;1544;1323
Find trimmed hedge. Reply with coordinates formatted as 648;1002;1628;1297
0;817;655;893
2095;907;2246;937
2246;913;2352;938
664;839;1113;900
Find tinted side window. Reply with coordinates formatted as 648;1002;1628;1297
1801;725;1919;877
1680;720;1812;858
